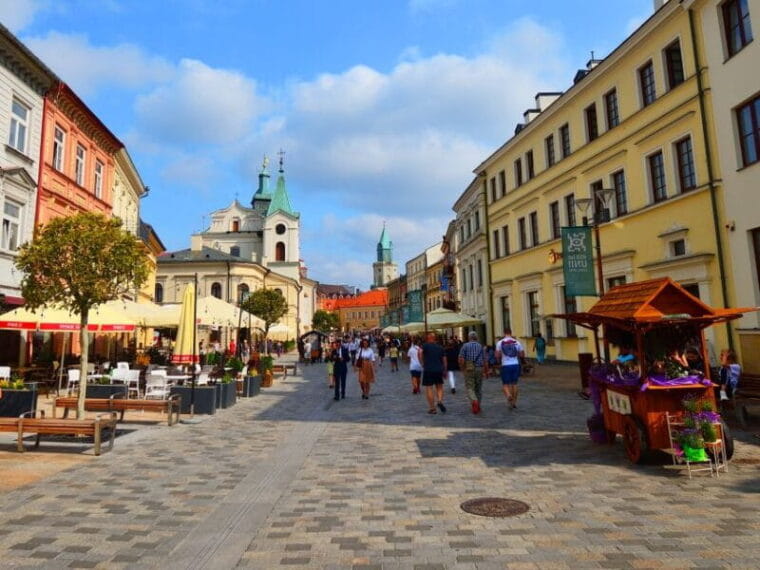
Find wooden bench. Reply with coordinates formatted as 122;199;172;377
272;364;287;378
734;373;760;428
0;411;117;455
283;363;297;376
52;394;181;426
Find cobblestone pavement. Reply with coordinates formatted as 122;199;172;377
0;356;758;569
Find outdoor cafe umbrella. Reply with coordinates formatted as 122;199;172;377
172;283;198;365
381;325;401;334
399;322;425;333
426;307;483;329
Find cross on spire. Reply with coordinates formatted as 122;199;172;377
278;148;286;173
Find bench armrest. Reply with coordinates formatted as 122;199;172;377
19;409;44;419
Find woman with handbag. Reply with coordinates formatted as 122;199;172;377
355;338;377;400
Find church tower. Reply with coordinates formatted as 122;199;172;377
372;223;398;288
262;151;301;281
251;156;272;215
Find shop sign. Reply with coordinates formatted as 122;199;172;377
561;226;597;296
606;390;632;415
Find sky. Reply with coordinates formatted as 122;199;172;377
0;0;655;290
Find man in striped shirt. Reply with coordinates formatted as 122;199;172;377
458;331;488;414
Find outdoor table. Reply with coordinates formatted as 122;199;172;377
166;375;190;386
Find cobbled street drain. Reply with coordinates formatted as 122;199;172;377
460;497;530;517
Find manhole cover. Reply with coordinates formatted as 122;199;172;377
460;497;530;517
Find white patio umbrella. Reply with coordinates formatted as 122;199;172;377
399;321;425;333
426;308;483;329
381;325;401;334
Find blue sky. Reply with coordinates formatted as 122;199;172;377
1;0;654;289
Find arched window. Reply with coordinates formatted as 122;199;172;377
238;283;249;303
211;282;222;299
230;246;240;257
275;241;286;261
231;219;240;232
154;283;163;303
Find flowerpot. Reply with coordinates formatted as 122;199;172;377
170;385;217;415
85;384;128;399
0;387;37;417
682;445;709;463
219;382;236;408
241;375;261;397
262;370;273;388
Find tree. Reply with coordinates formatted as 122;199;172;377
312;309;340;333
15;212;149;419
240;288;288;352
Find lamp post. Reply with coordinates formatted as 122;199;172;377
575;187;616;363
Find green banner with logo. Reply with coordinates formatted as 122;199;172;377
407;290;424;322
402;305;410;324
562;226;597;296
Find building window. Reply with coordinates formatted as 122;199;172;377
737;93;760;167
474;211;480;230
468;264;474;291
461;268;467;293
664;39;685;89
275;241;286;261
545;134;556;167
94;159;103;199
1;200;21;251
502;224;510;256
675;137;696;191
211;282;222;299
648;151;667;202
496;296;509;332
752;229;760;296
549;201;560;239
639;60;656;107
275;223;286;235
612;170;628;216
565;193;576;226
499;169;506;197
74;144;86;186
671;238;687;257
8;98;29;154
527;291;540;337
477;259;483;288
514;158;523;187
232;219;240;232
490;177;497;202
518;217;527;250
529;211;539;246
604;89;619;130
682;283;700;299
585;103;599;142
607;276;626;290
237;283;249;303
723;0;753;57
493;229;500;258
459;226;464;245
562;286;577;338
559;123;571;158
53;126;65;172
591;180;610;223
466;218;472;238
526;150;535;180
230;246;240;257
154;283;163;303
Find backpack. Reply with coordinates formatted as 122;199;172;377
501;340;519;358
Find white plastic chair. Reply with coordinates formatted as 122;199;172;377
0;366;10;380
67;369;80;395
124;369;141;399
195;372;210;386
144;374;169;400
111;367;128;383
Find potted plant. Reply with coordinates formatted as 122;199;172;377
675;396;719;462
260;355;274;387
219;373;237;408
0;378;37;417
240;357;262;397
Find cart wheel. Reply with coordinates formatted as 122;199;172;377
605;429;617;444
622;416;648;463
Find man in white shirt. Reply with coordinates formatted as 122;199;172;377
495;327;525;409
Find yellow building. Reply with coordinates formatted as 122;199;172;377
476;0;730;361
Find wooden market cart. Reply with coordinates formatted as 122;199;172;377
563;278;755;463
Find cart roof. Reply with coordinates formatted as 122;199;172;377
559;278;757;330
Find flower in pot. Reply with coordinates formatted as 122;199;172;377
260;355;274;387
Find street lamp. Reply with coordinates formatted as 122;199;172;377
575;187;616;362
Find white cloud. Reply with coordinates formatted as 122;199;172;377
135;58;267;146
22;31;173;95
0;0;49;32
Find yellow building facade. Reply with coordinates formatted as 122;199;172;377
478;1;731;362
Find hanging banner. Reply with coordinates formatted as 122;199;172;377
562;226;597;296
407;290;424;323
380;314;388;328
390;310;399;326
402;304;410;324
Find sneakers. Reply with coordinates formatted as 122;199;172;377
437;402;447;413
428;408;437;414
471;401;480;414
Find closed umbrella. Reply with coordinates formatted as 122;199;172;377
172;283;198;364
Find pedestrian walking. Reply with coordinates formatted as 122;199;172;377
333;337;351;400
349;337;358;365
378;339;386;366
421;332;447;414
407;337;423;394
496;328;525;409
326;346;335;388
389;343;399;372
459;331;488;414
532;333;546;364
355;338;376;399
303;340;312;365
444;339;460;394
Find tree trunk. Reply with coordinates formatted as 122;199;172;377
77;309;90;420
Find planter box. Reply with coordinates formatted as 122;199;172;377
0;387;37;417
170;385;217;415
220;382;236;408
85;384;128;399
241;375;261;397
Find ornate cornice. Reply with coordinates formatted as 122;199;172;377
49;83;122;154
0;25;57;95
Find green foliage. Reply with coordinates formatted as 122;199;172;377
240;288;288;338
221;373;234;384
0;379;26;390
259;355;274;371
205;351;221;365
284;339;295;352
312;309;340;332
226;356;244;372
146;346;168;365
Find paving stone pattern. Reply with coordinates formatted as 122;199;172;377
0;355;758;568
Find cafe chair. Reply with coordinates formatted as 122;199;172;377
66;369;80;395
124;369;141;399
144;374;170;400
0;366;10;380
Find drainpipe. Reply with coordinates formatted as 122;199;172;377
33;96;49;234
480;174;495;344
688;9;733;350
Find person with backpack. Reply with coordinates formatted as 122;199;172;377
495;327;525;409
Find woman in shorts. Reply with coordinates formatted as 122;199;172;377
407;337;423;394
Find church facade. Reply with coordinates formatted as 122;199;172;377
156;157;316;341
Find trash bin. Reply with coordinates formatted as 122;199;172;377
578;352;593;391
